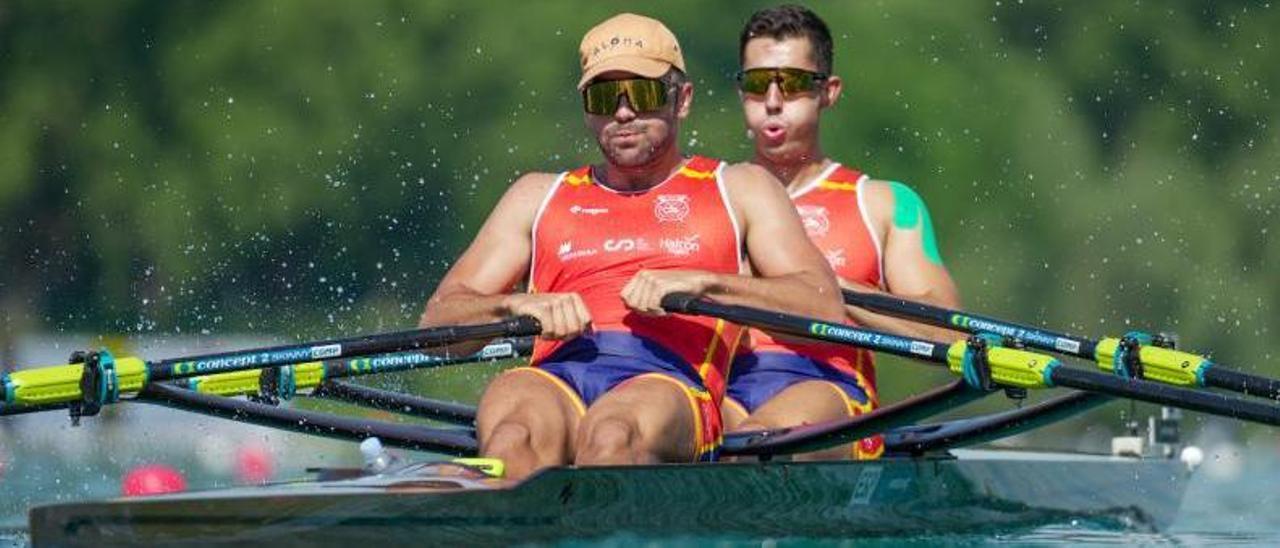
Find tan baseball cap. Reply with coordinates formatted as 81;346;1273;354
578;13;686;90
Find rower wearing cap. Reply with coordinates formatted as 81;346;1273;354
725;5;964;460
420;13;844;479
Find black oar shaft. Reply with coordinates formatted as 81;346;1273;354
1051;367;1280;425
138;383;478;455
886;391;1110;454
313;380;477;425
846;289;1280;404
843;289;1097;358
666;293;1280;428
723;380;986;456
318;337;532;381
1204;368;1280;401
149;318;540;382
0;402;67;417
663;293;950;363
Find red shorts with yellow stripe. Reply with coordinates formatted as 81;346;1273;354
523;331;722;461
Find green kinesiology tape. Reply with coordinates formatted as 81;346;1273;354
890;181;943;265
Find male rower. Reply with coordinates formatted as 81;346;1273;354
420;13;844;479
725;5;963;460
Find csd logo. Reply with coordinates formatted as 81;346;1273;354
604;238;649;252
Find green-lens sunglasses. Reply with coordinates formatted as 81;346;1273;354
735;67;828;95
582;78;669;115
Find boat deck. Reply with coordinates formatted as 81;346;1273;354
30;448;1190;546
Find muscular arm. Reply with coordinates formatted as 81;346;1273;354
702;163;846;323
846;180;965;343
419;172;590;352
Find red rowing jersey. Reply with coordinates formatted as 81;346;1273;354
743;163;882;397
528;156;746;400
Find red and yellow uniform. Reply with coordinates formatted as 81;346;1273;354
727;163;884;459
521;155;745;460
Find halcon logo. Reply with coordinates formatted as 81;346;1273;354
569;205;610;216
797;205;830;237
654;194;691;223
660;234;701;256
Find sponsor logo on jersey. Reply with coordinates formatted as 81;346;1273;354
797;205;831;237
557;240;597;262
654;194;691;223
660;234;701;256
825;248;847;269
603;237;651;253
569;204;610;216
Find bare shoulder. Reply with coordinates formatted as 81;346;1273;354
486;171;560;225
719;162;789;214
861;177;896;209
720;162;783;195
503;171;561;206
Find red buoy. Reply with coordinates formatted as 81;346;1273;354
121;463;188;497
234;444;275;485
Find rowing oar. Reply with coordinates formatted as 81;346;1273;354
0;319;540;421
723;380;986;456
660;293;1280;426
0;337;530;425
172;337;528;426
137;383;479;455
842;289;1280;401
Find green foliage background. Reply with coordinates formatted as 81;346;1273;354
1;1;1276;420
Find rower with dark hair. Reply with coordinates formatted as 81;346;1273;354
726;4;964;460
420;12;845;479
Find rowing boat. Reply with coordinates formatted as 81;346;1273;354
28;446;1192;545
6;293;1276;544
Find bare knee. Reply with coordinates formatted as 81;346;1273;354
576;417;645;466
482;421;533;457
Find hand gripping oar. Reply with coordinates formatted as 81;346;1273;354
0;318;541;421
661;293;1280;427
842;289;1280;401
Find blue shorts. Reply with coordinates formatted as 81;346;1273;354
726;351;873;415
531;331;705;405
522;331;722;461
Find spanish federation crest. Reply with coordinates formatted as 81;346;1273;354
654;194;691;223
797;205;830;237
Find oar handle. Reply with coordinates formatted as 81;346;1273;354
659;292;700;314
661;292;951;363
